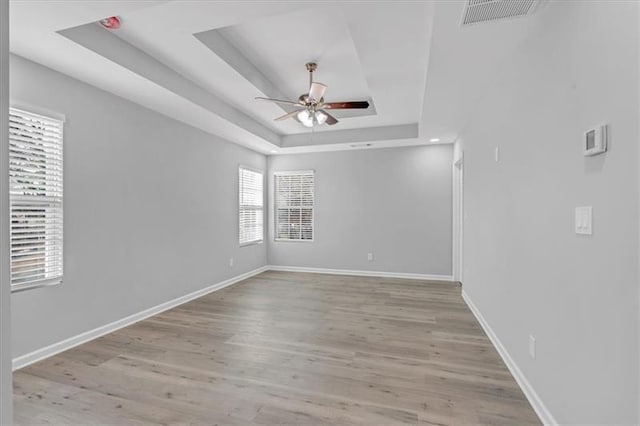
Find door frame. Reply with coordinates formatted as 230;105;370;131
452;142;464;284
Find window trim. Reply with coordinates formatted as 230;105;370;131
9;107;64;293
238;165;264;247
273;170;315;243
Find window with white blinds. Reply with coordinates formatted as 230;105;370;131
274;171;314;241
9;108;64;292
239;167;264;245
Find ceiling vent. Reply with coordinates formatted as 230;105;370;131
462;0;540;26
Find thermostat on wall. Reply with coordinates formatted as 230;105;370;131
584;124;608;156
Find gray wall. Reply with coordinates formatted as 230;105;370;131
0;1;12;423
10;55;267;359
267;145;453;276
460;1;638;424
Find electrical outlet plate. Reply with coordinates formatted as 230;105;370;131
367;253;374;261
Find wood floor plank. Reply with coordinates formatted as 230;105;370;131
14;271;540;425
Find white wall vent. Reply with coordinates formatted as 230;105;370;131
462;0;540;26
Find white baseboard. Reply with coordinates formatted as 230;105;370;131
461;290;557;426
12;266;269;371
8;267;559;423
12;265;452;370
268;265;453;282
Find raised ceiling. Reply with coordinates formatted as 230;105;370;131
9;0;543;154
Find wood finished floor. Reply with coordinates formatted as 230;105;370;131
14;271;539;425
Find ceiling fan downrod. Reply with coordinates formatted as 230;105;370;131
306;62;317;90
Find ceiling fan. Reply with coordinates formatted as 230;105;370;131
255;62;369;128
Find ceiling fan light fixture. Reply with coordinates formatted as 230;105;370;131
315;111;327;125
309;82;327;103
297;110;314;127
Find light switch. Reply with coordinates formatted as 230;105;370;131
575;206;593;235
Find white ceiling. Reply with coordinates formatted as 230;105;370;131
9;0;544;154
221;7;369;104
420;0;543;142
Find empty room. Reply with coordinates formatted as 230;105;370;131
0;0;639;425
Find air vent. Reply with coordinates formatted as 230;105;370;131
462;0;540;26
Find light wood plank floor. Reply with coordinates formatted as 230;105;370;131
14;271;539;425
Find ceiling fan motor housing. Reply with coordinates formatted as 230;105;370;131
298;94;324;106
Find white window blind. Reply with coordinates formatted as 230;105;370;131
274;171;314;241
9;108;64;291
239;167;264;245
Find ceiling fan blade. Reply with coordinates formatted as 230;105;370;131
308;82;327;102
255;96;303;106
274;109;304;122
322;100;369;110
317;110;338;125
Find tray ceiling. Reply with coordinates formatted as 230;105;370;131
10;0;543;154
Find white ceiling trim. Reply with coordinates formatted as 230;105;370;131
281;124;418;148
273;137;449;156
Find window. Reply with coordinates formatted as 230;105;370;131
9;108;64;291
239;166;263;245
274;171;314;241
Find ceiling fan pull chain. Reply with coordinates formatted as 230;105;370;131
311;118;315;143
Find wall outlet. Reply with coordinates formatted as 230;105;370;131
529;335;536;359
494;146;500;162
229;258;234;267
367;253;374;261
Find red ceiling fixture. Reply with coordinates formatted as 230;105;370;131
99;16;121;30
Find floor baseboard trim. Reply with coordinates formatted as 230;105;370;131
461;290;557;426
267;265;453;282
12;266;269;371
12;265;451;370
